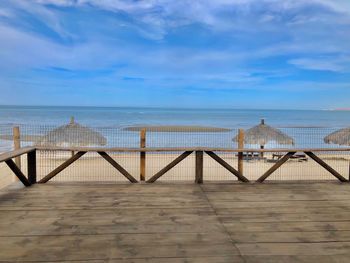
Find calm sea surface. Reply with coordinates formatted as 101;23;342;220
0;106;349;152
0;105;349;128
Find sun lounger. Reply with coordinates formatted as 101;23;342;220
271;153;308;162
236;152;265;161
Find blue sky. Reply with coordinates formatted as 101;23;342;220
0;0;349;109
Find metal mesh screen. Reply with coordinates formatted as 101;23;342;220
0;124;349;185
36;151;139;183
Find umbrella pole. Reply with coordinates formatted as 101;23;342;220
260;145;264;158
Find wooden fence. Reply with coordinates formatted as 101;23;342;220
1;146;349;186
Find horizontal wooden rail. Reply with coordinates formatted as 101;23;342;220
0;147;36;163
35;146;350;153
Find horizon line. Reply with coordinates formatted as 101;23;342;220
0;104;336;111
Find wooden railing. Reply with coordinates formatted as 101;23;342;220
1;146;349;186
0;147;36;186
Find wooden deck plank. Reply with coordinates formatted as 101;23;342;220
1;182;350;261
229;230;350;243
0;236;240;261
42;257;244;263
243;255;350;263
224;221;350;232
236;242;350;256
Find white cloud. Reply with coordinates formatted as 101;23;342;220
5;0;346;43
0;8;13;18
0;22;131;72
312;0;350;15
29;1;347;32
3;0;73;39
288;57;350;72
35;0;76;6
0;0;349;86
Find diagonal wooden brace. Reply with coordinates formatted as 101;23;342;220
305;152;347;182
205;151;249;182
147;151;193;183
39;151;86;183
98;152;138;183
5;159;31;186
257;152;296;182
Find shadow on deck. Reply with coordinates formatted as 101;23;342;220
1;182;350;262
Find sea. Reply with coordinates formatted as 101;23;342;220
0;105;349;152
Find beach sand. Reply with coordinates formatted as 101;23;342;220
1;152;349;188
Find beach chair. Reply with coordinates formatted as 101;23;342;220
270;153;308;162
235;151;264;161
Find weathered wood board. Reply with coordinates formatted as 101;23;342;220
0;182;350;262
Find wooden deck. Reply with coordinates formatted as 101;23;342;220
1;182;350;262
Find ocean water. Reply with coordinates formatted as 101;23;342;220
1;105;350;128
0;105;349;152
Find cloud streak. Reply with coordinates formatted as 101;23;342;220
0;0;349;108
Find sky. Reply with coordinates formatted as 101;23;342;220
0;0;349;109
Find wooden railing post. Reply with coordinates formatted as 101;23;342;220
13;126;21;168
27;150;36;184
238;129;244;176
195;151;203;184
13;126;21;182
140;128;146;181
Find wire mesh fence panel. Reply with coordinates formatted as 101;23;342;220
0;162;14;189
2;125;349;151
37;151;139;183
146;152;240;182
18;125;140;148
16;124;139;183
239;127;350;150
203;152;239;181
146;129;238;148
0;156;28;189
0;123;28;188
0;124;14;153
242;151;350;181
1;123;350;183
146;152;195;181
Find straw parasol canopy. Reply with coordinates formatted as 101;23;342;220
234;119;294;148
324;127;350;146
36;117;107;147
123;125;230;133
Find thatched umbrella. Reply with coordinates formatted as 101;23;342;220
36;117;107;155
324;127;350;146
324;128;350;174
234;119;294;157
